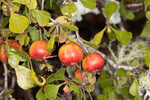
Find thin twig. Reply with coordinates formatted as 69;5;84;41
3;63;8;100
50;18;59;25
41;0;45;10
11;75;15;89
75;31;89;54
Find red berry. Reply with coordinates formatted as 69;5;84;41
29;40;51;60
58;43;83;65
0;40;20;64
0;45;8;63
74;69;82;81
82;52;104;72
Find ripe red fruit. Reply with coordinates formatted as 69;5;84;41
82;52;104;72
58;43;83;65
74;69;82;81
29;40;51;60
0;40;20;64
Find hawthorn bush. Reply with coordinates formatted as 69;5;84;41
0;0;150;100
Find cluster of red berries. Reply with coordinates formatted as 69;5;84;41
0;40;104;81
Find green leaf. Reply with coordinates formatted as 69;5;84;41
144;54;150;67
131;60;140;66
15;33;28;46
13;0;37;9
45;84;60;100
80;0;96;9
32;10;51;26
119;87;129;97
29;27;40;42
146;11;150;20
129;80;138;96
98;70;113;88
116;68;127;77
82;39;99;49
104;1;118;21
144;0;150;6
1;17;9;28
36;88;47;100
24;36;30;46
140;21;150;38
93;27;106;46
112;28;132;45
97;94;107;100
106;27;116;40
47;68;65;83
9;13;29;33
120;0;135;20
61;2;77;17
69;83;82;100
15;66;35;90
118;77;128;86
8;50;20;68
63;23;78;31
141;46;150;67
134;95;143;100
47;33;56;52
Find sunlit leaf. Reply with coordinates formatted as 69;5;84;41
13;0;37;9
15;66;35;90
80;0;96;9
140;21;150;38
61;2;77;17
120;0;135;20
70;83;82;100
104;1;118;21
93;27;106;46
144;0;150;6
47;68;65;83
8;49;20;68
146;11;150;20
55;16;72;25
9;13;29;33
112;28;132;45
10;2;20;13
29;27;40;42
45;84;61;100
32;10;51;26
63;23;78;31
47;33;56;52
129;80;138;96
116;68;127;77
97;94;107;100
36;88;47;100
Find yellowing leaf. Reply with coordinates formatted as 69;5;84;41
93;27;106;46
59;27;67;43
13;0;37;9
129;80;138;96
55;16;72;25
32;10;51;26
9;13;29;33
15;66;35;90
